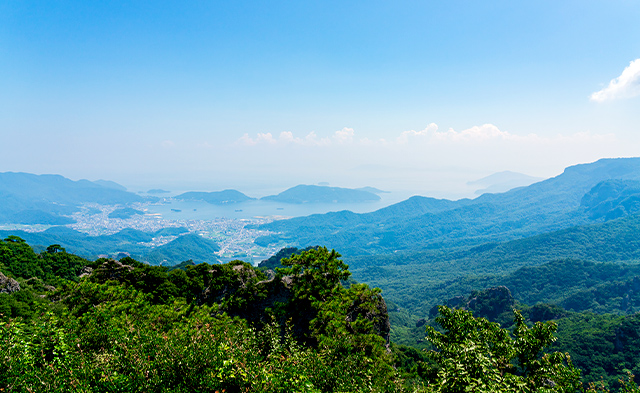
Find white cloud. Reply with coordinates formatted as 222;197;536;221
304;131;332;146
440;124;514;142
239;132;277;145
237;124;612;149
590;59;640;102
397;123;439;144
333;127;355;144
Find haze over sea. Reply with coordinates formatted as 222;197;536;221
145;191;414;221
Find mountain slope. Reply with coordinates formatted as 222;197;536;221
256;158;640;256
0;227;189;260
0;172;144;224
143;233;220;265
349;211;640;319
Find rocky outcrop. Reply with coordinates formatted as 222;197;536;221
466;286;515;321
0;272;20;293
78;266;94;279
92;260;134;281
431;286;516;322
345;292;391;344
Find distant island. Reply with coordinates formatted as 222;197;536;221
468;171;543;195
147;189;171;194
175;190;255;205
261;185;381;204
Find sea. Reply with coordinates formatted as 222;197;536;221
143;191;416;221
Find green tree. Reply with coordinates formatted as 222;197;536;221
424;306;582;392
279;246;351;303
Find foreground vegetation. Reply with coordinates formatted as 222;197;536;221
2;237;640;392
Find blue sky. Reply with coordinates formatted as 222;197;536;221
1;1;639;197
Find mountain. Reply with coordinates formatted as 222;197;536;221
175;189;255;204
143;233;220;265
0;226;193;262
468;171;543;195
0;172;144;224
580;179;640;220
261;185;381;204
347;209;640;325
254;158;640;256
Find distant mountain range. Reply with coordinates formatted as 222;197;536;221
0;172;147;225
261;185;381;204
253;157;640;256
173;185;383;205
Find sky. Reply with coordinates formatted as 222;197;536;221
1;1;639;198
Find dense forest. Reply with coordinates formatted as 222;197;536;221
2;237;640;392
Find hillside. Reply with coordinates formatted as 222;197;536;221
349;211;640;317
0;172;145;224
1;239;604;392
144;233;220;265
0;226;209;264
255;158;640;256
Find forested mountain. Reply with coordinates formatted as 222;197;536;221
0;226;213;265
0;172;146;224
4;158;640;390
2;239;620;392
144;233;220;265
261;184;381;203
348;210;640;317
255;158;640;256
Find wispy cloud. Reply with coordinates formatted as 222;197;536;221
238;124;609;148
238;128;353;147
239;132;277;146
590;59;640;102
396;123;439;144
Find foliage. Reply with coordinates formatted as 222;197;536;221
423;306;582;392
1;241;411;392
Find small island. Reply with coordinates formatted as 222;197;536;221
261;185;381;204
175;190;255;205
147;189;171;194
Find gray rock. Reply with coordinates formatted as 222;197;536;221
78;266;94;279
0;272;20;294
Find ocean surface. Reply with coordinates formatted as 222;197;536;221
144;191;415;221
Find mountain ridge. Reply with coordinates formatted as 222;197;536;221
255;157;640;256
